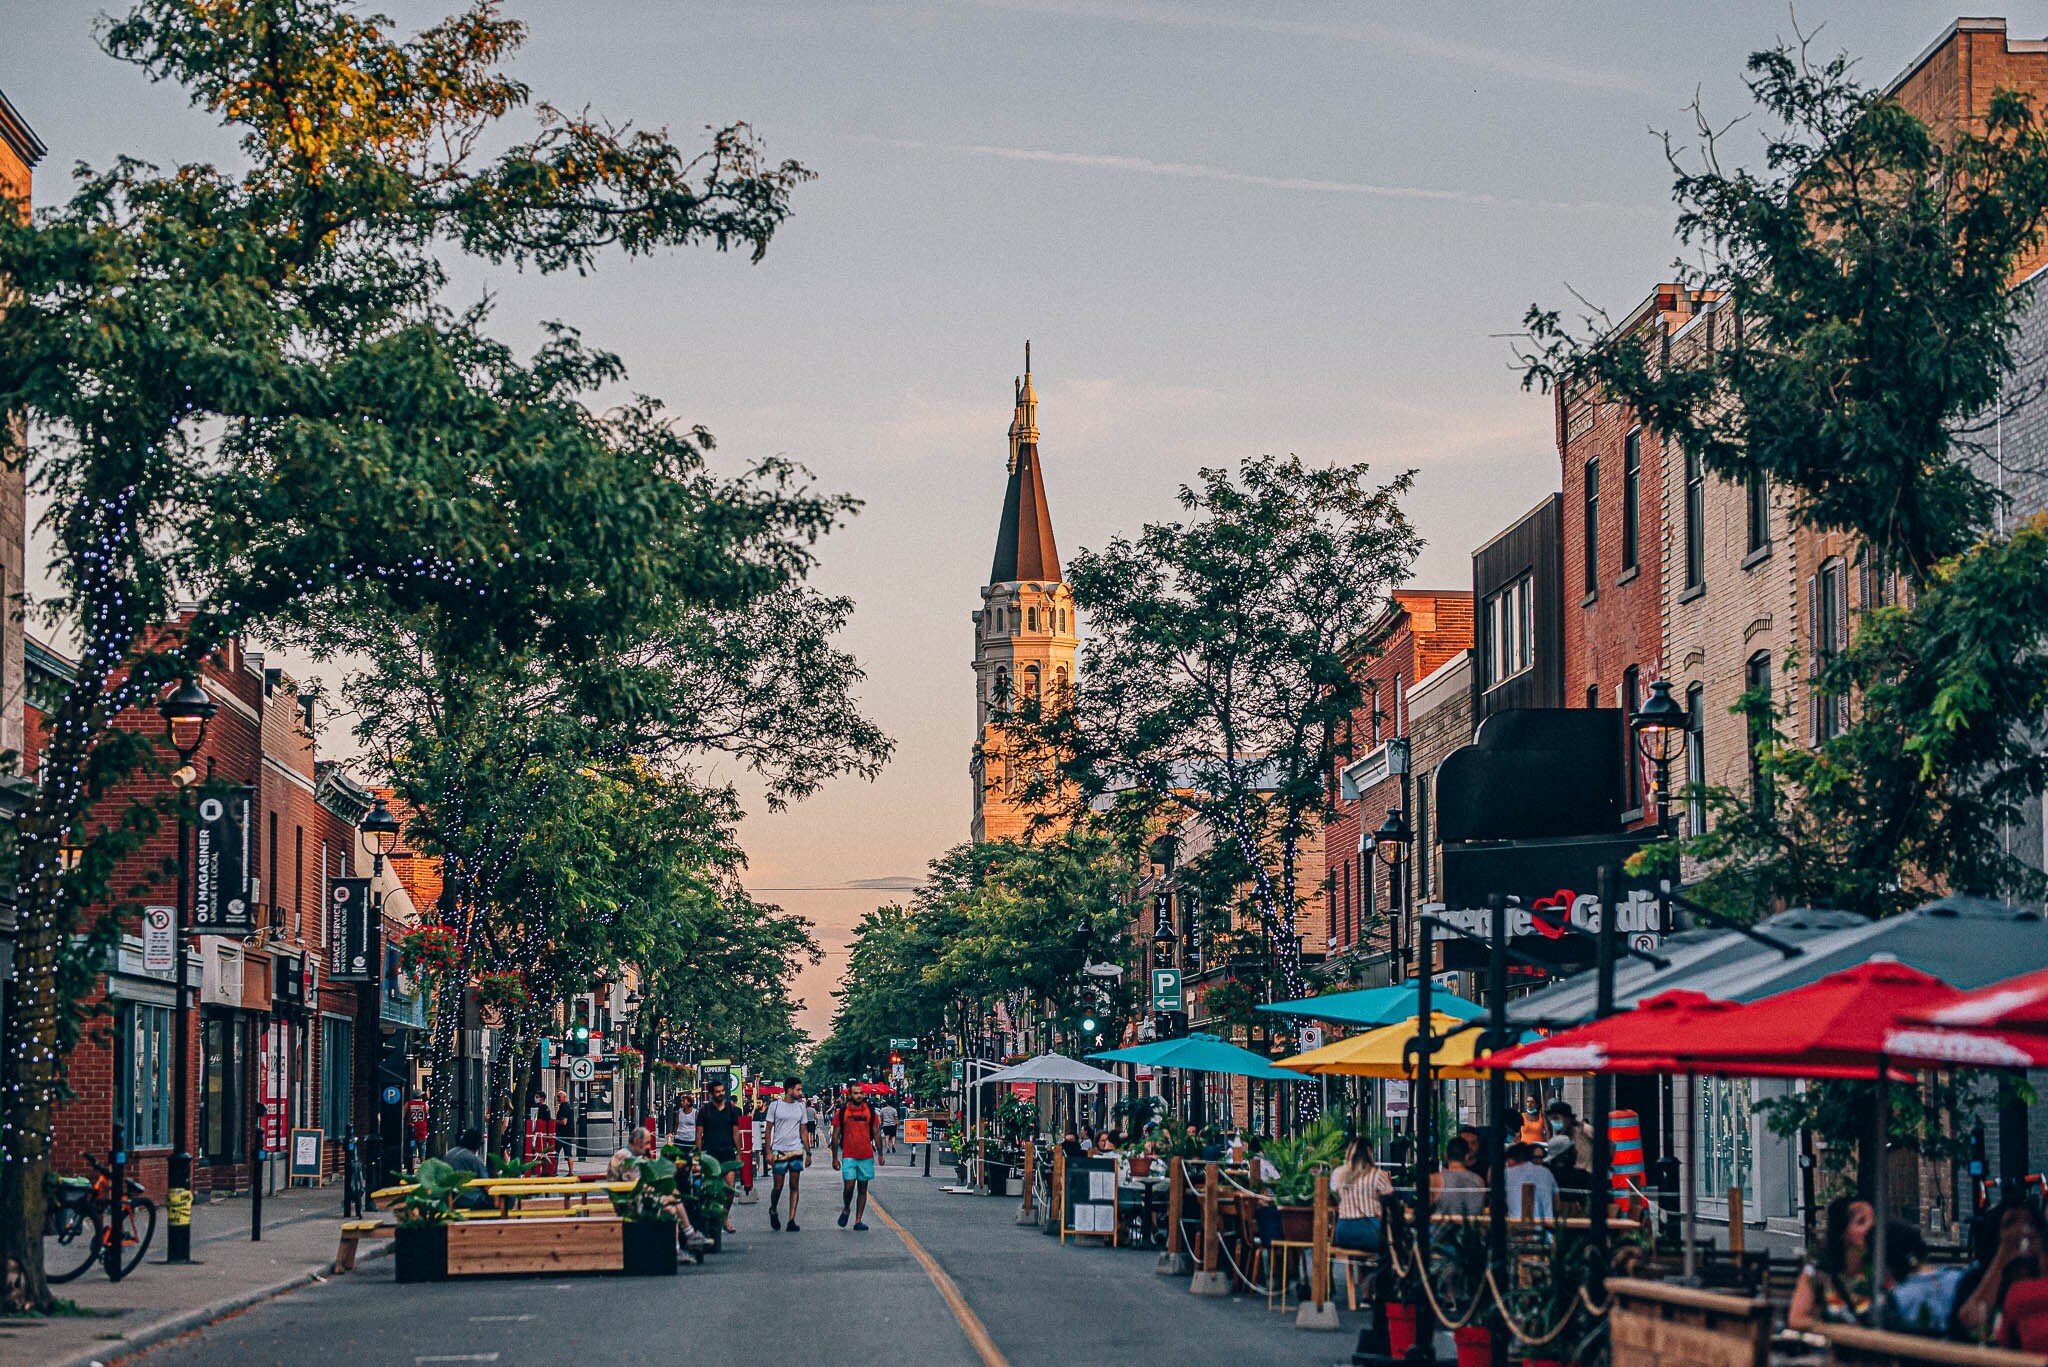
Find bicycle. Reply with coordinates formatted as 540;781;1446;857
43;1152;156;1283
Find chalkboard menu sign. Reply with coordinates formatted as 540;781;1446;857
1061;1154;1119;1243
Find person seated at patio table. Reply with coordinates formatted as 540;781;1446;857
1431;1138;1485;1216
1501;1142;1559;1221
1954;1201;2048;1341
1884;1221;1962;1335
1093;1131;1117;1155
1542;1134;1591;1193
1790;1196;1875;1330
443;1127;493;1209
1246;1135;1279;1184
1332;1137;1392;1252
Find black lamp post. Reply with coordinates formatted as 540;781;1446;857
1630;679;1689;841
1374;807;1413;977
1629;682;1689;1229
358;796;400;1185
160;678;215;1264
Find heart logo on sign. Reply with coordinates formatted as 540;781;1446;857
1530;890;1577;940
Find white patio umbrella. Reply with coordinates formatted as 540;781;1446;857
977;1052;1126;1086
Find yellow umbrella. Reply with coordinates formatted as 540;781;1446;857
1274;1012;1539;1079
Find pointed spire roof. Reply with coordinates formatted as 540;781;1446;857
990;341;1061;584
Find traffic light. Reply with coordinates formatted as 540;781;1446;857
571;1022;591;1053
1077;1008;1100;1037
889;1050;903;1066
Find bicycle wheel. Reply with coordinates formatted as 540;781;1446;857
43;1206;102;1284
110;1197;156;1280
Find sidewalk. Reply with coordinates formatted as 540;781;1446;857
1;1184;385;1367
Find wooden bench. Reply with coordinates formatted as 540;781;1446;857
1608;1276;1773;1367
1818;1324;2047;1367
334;1219;395;1273
444;1215;624;1276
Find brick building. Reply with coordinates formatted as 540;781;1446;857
1329;589;1473;975
1559;286;1716;828
29;629;387;1201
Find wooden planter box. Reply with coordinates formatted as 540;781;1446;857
443;1216;625;1277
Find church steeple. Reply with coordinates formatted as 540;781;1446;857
972;343;1078;843
990;341;1061;585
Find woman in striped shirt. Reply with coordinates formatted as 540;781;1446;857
1332;1136;1393;1252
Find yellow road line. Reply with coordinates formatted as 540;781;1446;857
867;1195;1010;1367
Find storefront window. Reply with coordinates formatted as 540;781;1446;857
322;1017;353;1140
200;1014;245;1163
116;1001;174;1149
1699;1075;1755;1209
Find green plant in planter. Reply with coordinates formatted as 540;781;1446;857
992;1096;1035;1152
687;1151;737;1228
394;1157;473;1225
1156;1119;1207;1162
1429;1217;1501;1331
607;1156;681;1221
1262;1114;1346;1206
487;1151;538;1179
1510;1223;1604;1363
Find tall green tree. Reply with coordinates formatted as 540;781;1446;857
0;0;811;1308
999;454;1419;1012
1522;39;2048;916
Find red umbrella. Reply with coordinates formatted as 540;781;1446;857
1486;990;1910;1077
1666;958;1962;1076
1914;966;2048;1031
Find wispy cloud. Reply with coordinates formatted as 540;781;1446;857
953;0;1665;98
856;135;1662;216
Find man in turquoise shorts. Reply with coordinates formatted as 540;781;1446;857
833;1088;880;1230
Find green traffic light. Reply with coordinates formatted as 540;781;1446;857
1079;1015;1098;1034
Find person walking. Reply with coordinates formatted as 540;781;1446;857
879;1098;899;1162
555;1090;577;1175
675;1091;700;1156
697;1082;742;1233
834;1088;881;1230
765;1077;814;1231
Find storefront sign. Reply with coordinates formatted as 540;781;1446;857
1426;887;1662;942
191;788;257;934
289;1127;323;1179
327;878;378;982
142;906;175;974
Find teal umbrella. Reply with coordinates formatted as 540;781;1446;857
1257;981;1485;1029
1090;1031;1304;1081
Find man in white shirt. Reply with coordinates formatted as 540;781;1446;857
1502;1142;1559;1222
879;1101;900;1160
763;1078;814;1232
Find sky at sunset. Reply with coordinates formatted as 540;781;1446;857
4;1;2009;1039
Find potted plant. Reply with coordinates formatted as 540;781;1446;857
1256;1114;1345;1245
606;1155;682;1276
391;1157;472;1283
1511;1224;1603;1367
991;1096;1034;1196
1430;1218;1501;1367
679;1148;736;1253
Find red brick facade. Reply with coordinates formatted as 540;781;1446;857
1328;590;1474;962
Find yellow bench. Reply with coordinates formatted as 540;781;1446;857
333;1219;395;1273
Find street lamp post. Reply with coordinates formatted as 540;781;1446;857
1374;807;1413;978
358;797;400;1185
1629;680;1689;1238
160;678;216;1264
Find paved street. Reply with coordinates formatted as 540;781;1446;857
133;1159;1363;1367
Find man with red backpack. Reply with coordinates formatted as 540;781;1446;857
833;1088;881;1231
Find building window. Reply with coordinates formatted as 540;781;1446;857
993;666;1010;703
1582;457;1600;594
1698;1075;1756;1209
1416;776;1432;899
322;1016;354;1140
1858;546;1892;610
1686;682;1706;837
1585;685;1598;710
201;1014;245;1163
1027;607;1038;631
117;1001;174;1149
1746;652;1773;806
1023;663;1040;698
1684;447;1705;591
1483;574;1534;688
1812;558;1849;743
1746;474;1770;554
1621;427;1641;573
1621;667;1642;812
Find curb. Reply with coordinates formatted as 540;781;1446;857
43;1243;391;1367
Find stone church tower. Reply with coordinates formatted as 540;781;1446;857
971;345;1078;843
